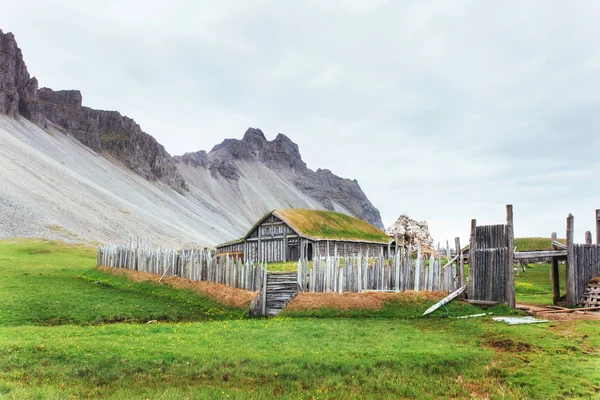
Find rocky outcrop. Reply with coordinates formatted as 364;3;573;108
0;30;186;190
36;88;186;190
175;128;384;229
386;214;435;248
0;29;43;123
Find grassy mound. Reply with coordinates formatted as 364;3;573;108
282;291;517;319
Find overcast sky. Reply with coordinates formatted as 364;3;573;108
4;0;600;245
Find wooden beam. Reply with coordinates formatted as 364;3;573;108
514;250;568;259
585;231;592;244
551;240;566;250
566;213;576;306
464;299;498;306
442;253;460;269
505;205;516;308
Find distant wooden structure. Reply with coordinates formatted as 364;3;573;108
216;209;390;263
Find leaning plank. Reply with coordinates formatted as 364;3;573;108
422;285;467;316
441;254;460;269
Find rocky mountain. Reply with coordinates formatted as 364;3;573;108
386;214;435;248
0;29;186;191
174;128;383;228
0;29;383;245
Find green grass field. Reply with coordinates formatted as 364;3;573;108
514;262;567;305
1;239;599;399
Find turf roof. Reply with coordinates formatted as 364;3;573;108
272;209;390;243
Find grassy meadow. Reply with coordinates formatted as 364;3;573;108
0;239;599;399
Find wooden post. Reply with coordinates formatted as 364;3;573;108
261;268;268;315
455;237;463;287
585;231;592;244
505;205;516;308
283;231;288;262
566;213;576;306
468;219;476;298
551;232;560;305
596;209;600;245
488;250;495;301
258;227;262;263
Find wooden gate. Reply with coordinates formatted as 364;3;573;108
467;205;516;307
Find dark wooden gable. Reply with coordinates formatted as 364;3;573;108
247;213;294;239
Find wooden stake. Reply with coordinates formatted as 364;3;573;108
596;209;600;246
551;232;560;305
505;205;516;308
468;219;477;299
566;213;576;306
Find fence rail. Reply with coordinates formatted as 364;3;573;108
97;240;264;292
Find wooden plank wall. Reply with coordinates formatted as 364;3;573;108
97;239;264;292
467;205;515;307
298;244;460;293
566;211;600;305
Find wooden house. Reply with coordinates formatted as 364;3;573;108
216;209;391;262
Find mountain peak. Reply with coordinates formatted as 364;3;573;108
242;127;266;142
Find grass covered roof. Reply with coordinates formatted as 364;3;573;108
272;209;390;243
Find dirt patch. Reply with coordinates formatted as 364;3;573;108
286;290;446;311
96;266;257;308
484;338;536;353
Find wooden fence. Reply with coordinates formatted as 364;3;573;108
297;244;461;293
97;240;264;292
467;205;515;307
566;211;600;305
